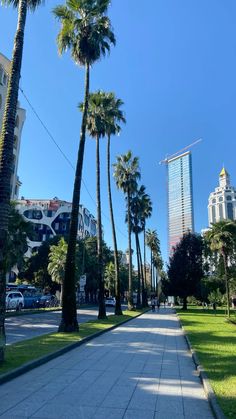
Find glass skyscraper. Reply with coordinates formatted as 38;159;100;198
167;151;194;255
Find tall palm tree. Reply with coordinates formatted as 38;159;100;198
81;90;107;319
113;151;140;310
53;0;115;330
146;229;160;292
206;220;236;317
0;0;44;364
104;93;125;315
130;188;142;308
141;194;152;302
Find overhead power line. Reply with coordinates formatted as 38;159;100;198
19;86;128;240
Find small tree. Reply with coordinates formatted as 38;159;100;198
164;232;203;310
48;238;67;305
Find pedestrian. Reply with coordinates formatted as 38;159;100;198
151;297;155;312
157;299;160;311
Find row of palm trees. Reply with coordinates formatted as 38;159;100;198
0;0;160;366
0;0;118;361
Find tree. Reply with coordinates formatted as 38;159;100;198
5;203;33;273
104;92;126;315
164;232;203;310
23;236;62;291
113;151;140;309
130;185;148;308
81;90;107;319
48;238;68;305
0;0;44;364
145;229;160;292
140;191;152;306
53;0;115;331
206;220;236;317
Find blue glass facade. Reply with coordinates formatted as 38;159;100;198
168;151;194;255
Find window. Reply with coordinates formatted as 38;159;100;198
226;195;232;201
212;198;216;204
0;94;2;109
227;203;233;220
219;196;223;202
15;116;19;128
3;73;7;85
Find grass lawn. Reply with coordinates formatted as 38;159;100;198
177;307;236;418
0;309;146;377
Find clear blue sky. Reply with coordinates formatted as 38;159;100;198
1;0;236;265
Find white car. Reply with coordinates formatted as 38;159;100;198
6;291;24;311
105;297;116;307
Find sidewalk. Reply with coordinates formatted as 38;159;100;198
0;309;214;419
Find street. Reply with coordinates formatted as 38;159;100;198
5;305;120;345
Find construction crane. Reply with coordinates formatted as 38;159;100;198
159;138;202;165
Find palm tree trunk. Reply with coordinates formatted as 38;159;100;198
182;296;187;310
0;0;27;363
107;135;122;315
96;135;106;319
137;236;145;307
150;250;153;292
59;62;90;332
135;231;141;308
143;224;147;286
127;190;134;310
222;252;230;318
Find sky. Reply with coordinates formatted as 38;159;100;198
1;0;236;265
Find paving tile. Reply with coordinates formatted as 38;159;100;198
92;407;125;419
124;408;155;419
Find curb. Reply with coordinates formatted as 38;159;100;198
0;309;149;386
176;313;226;419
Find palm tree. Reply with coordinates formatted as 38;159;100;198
81;90;107;319
53;0;115;331
48;237;68;305
130;185;148;308
113;151;140;310
206;220;236;317
141;194;152;304
146;229;160;292
0;0;44;364
104;93;125;315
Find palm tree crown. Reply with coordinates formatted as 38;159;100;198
1;0;44;10
53;0;115;66
113;151;140;194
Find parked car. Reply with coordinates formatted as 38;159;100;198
5;291;24;311
36;294;59;308
105;297;116;307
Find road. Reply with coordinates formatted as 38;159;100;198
5;306;119;345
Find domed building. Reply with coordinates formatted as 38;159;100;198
208;168;236;225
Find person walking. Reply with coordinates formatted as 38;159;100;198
151;297;155;312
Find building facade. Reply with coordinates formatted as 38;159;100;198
16;198;97;256
167;151;194;255
208;168;236;224
0;53;26;199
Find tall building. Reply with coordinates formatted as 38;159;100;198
0;52;26;199
167;151;194;255
208;168;236;224
16;197;97;257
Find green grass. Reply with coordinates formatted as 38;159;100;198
177;307;236;418
0;309;146;376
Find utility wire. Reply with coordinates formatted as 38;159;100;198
19;86;128;240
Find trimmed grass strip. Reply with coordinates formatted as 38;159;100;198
177;307;236;418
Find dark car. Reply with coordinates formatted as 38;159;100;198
36;294;58;308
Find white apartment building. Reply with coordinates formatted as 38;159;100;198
208;168;236;225
0;52;26;199
16;197;97;257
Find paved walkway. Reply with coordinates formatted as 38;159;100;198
0;309;214;419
